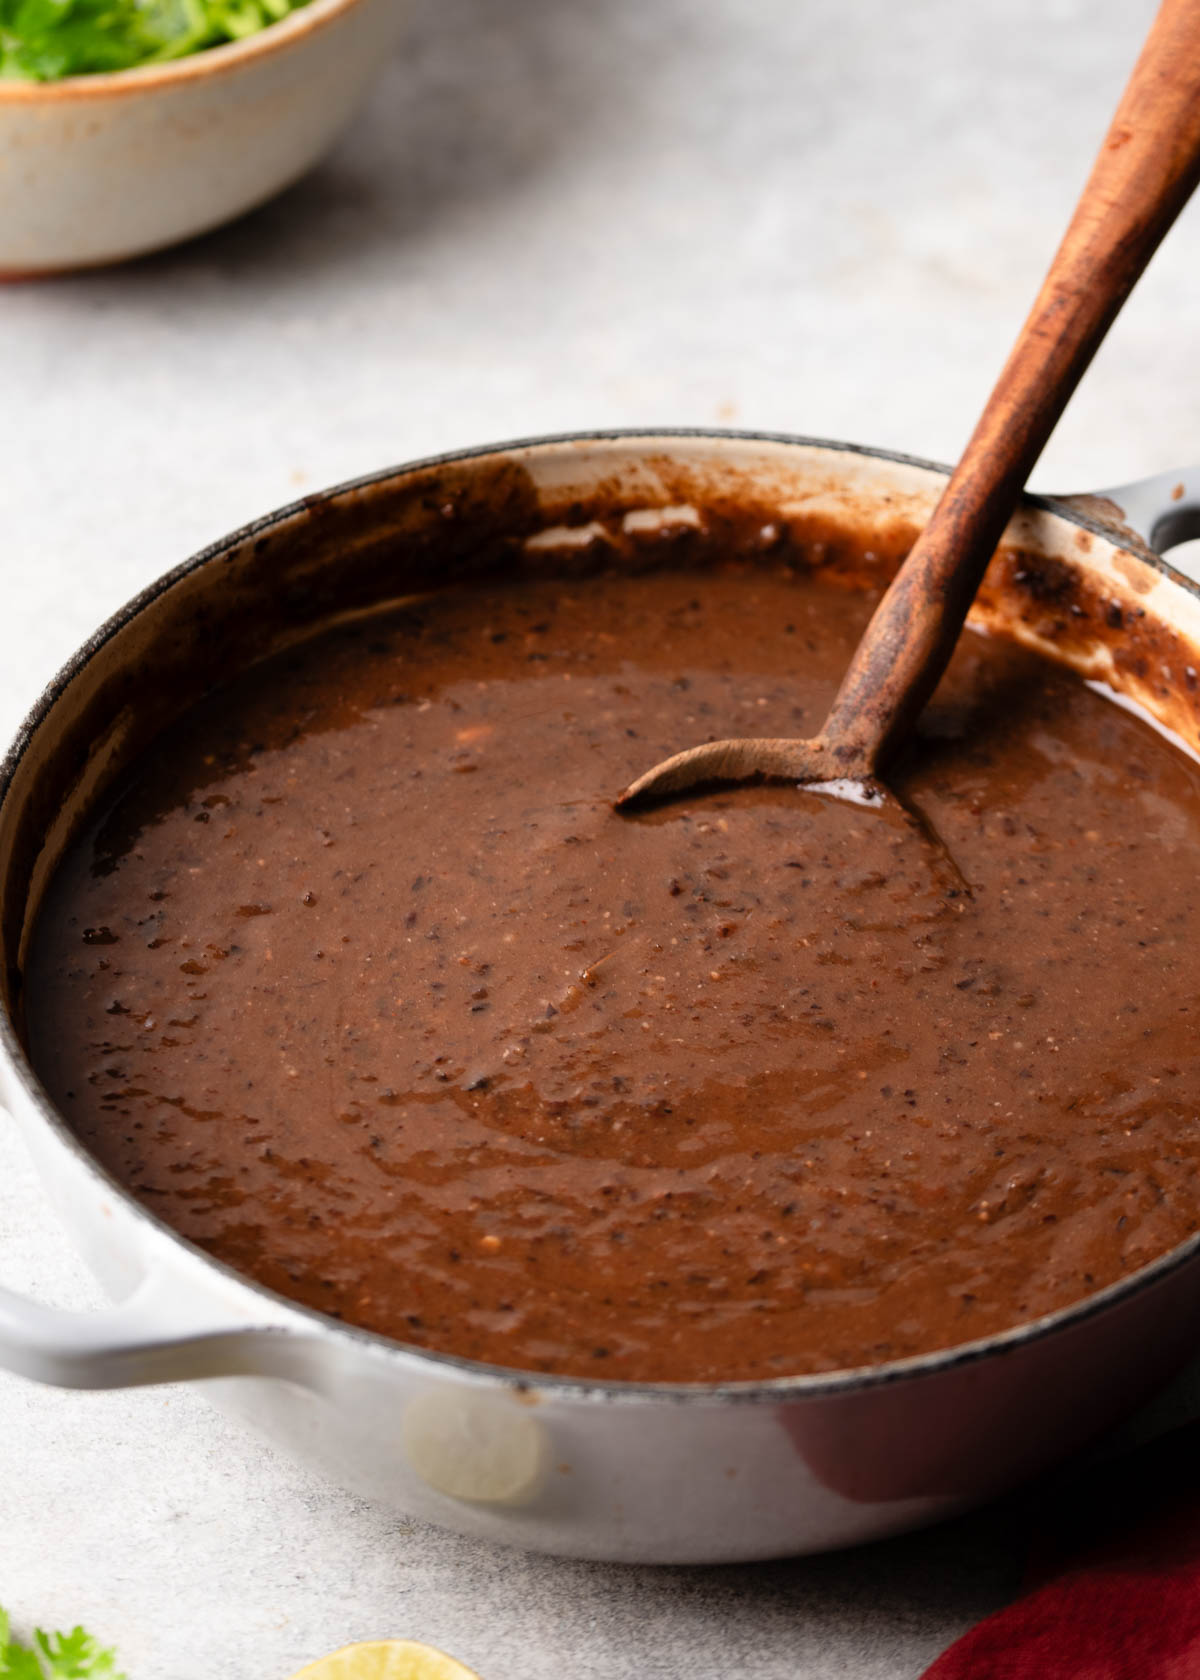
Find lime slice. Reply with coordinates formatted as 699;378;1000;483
289;1639;483;1680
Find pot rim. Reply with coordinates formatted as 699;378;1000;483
5;424;1200;1406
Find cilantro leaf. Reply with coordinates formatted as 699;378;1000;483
0;1645;44;1680
0;1604;125;1680
0;0;311;80
34;1627;125;1679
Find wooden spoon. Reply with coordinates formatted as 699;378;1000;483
617;0;1200;811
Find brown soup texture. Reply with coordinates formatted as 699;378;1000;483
25;561;1200;1382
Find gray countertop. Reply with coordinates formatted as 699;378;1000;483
3;0;1200;1673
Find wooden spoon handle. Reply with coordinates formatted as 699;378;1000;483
821;0;1200;775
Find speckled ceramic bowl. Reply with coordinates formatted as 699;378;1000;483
0;0;404;276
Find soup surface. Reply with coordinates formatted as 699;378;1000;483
25;561;1200;1381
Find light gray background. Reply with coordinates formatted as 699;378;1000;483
3;0;1200;1674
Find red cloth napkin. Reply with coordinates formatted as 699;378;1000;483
922;1426;1200;1678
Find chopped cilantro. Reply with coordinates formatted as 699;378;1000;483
0;0;311;81
0;1604;126;1680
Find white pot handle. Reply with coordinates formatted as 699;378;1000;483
0;1269;316;1389
1087;464;1200;560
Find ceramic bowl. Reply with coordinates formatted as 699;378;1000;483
0;0;404;276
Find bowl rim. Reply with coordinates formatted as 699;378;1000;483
6;424;1200;1407
0;0;367;102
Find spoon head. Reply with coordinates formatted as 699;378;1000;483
615;744;973;902
614;735;847;810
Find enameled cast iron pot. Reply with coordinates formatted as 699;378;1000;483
3;432;1200;1565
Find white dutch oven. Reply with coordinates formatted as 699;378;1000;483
2;432;1200;1564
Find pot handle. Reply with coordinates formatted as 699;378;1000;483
0;1268;317;1389
1088;465;1200;559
